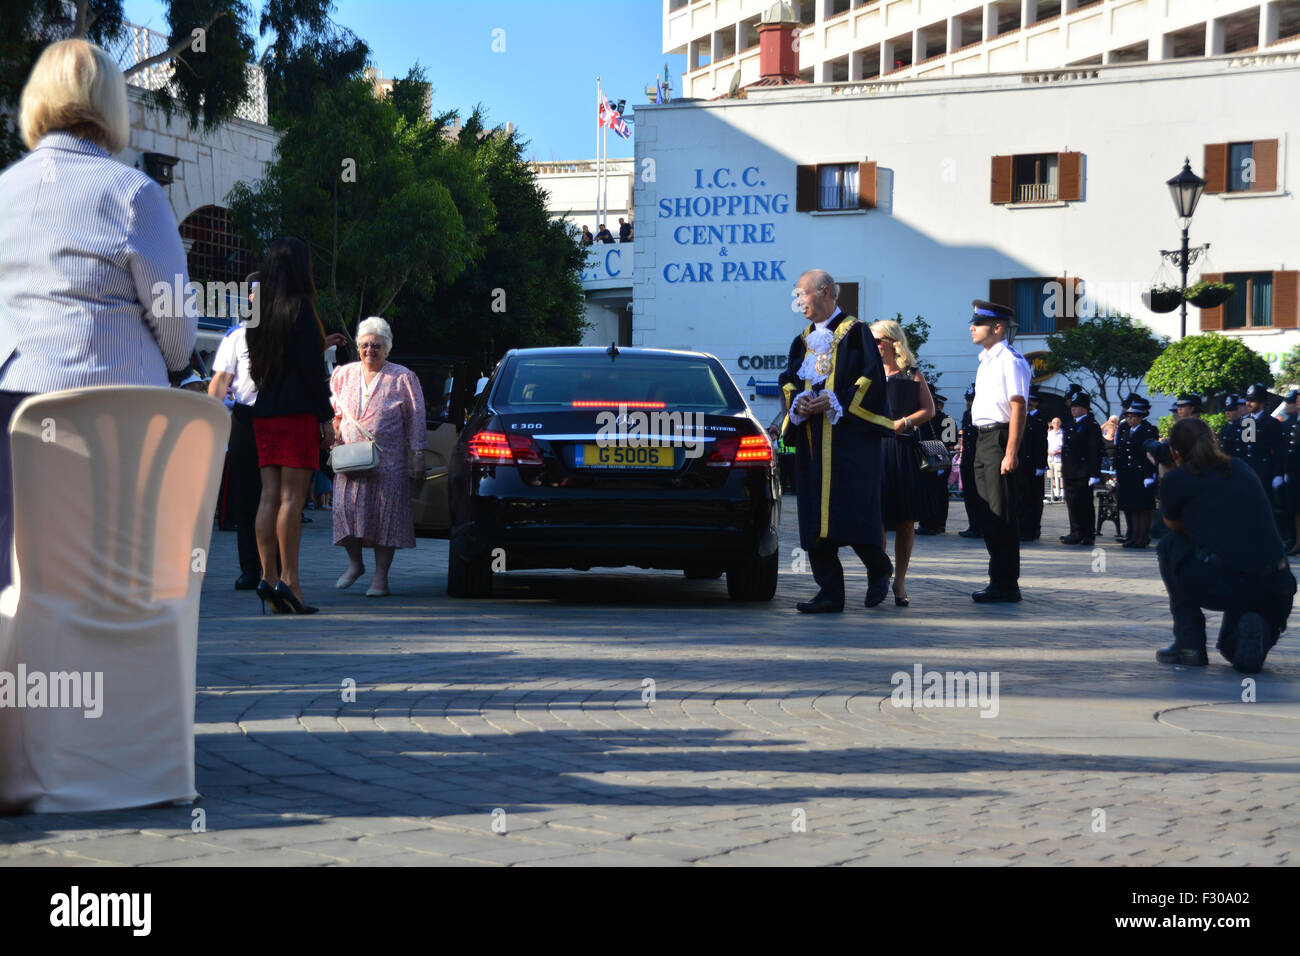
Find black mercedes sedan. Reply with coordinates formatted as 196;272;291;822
445;345;780;600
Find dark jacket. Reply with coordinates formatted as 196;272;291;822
1061;412;1103;481
252;301;333;421
1236;410;1285;487
1024;407;1049;472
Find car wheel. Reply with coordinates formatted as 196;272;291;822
446;535;492;598
683;565;724;580
726;548;778;601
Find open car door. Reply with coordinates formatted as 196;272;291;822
392;354;474;537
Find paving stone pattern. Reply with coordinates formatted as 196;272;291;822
2;499;1297;866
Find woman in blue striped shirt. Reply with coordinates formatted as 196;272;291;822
0;39;197;590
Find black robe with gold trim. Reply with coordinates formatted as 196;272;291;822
778;313;894;550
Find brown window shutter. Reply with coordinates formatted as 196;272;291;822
1058;152;1083;201
1252;139;1278;192
1199;272;1224;331
989;279;1014;308
858;161;877;209
1274;271;1299;329
990;155;1013;204
1054;277;1079;330
1203;144;1228;194
796;164;817;211
838;281;859;319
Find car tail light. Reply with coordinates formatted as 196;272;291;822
708;434;772;468
507;433;544;465
570;400;666;409
467;431;513;462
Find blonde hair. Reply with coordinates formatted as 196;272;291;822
870;319;918;372
20;40;129;153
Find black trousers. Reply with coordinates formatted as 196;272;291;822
961;462;985;532
973;425;1020;590
808;541;892;604
1157;532;1294;655
1017;467;1045;538
919;469;950;531
1063;477;1094;539
229;404;262;578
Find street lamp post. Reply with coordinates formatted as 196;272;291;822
1163;158;1208;339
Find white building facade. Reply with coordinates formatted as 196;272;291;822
631;49;1300;422
667;0;1300;97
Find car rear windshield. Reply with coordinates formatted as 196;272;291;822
495;353;745;411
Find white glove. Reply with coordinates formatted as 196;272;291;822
1088;477;1100;487
1143;477;1155;487
1035;469;1045;477
1273;475;1285;489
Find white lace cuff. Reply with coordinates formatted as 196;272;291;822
788;390;813;425
825;391;844;425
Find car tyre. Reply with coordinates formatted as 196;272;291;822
447;535;492;598
726;548;778;601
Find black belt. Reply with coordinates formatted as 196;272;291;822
977;423;1009;432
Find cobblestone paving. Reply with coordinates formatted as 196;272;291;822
2;499;1297;866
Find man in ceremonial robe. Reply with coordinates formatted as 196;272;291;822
778;269;895;613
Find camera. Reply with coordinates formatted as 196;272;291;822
1143;437;1173;468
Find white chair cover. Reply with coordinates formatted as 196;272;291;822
0;387;229;812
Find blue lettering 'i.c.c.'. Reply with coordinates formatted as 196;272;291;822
660;165;788;283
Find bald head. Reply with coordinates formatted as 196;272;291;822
799;269;838;301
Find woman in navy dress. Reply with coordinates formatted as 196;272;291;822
871;320;935;606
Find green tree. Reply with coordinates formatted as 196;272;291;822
227;78;493;336
1043;313;1166;418
410;110;588;367
1145;333;1273;406
1278;343;1300;389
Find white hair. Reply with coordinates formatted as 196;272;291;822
356;316;392;351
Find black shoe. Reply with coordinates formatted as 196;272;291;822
796;595;843;614
972;585;1022;603
256;579;290;615
1059;534;1082;545
915;527;941;536
958;529;983;539
1155;644;1208;666
273;581;319;615
1232;613;1267;674
1079;536;1096;546
235;572;260;590
1020;534;1039;542
865;574;891;608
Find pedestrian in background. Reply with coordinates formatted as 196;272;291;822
1059;387;1103;546
0;39;197;591
1017;384;1049;541
330;317;426;597
246;238;335;615
870;318;935;606
1115;395;1158;549
1047;417;1064;501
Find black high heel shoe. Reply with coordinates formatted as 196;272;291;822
274;581;318;615
256;579;289;615
893;590;909;607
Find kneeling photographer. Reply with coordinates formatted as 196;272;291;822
1156;418;1295;673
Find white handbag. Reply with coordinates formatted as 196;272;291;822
329;403;378;473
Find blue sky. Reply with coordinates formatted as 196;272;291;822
121;0;686;160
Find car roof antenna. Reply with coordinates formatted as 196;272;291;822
606;341;620;361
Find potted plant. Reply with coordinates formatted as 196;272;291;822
1143;284;1183;313
1185;279;1235;309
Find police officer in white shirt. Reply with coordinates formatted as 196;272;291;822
209;280;263;589
969;300;1032;602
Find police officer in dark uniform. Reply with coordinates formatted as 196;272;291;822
957;383;985;538
1060;386;1103;545
1238;383;1285;500
1115;395;1158;548
1174;393;1203;420
1283;400;1300;554
1017;384;1049;541
916;389;953;535
1218;393;1243;457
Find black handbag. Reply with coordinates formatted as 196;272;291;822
913;439;952;473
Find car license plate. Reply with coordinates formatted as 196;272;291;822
576;444;673;468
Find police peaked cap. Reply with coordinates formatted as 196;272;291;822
1245;383;1270;402
1174;393;1203;409
964;383;976;400
1287;389;1300;403
1068;390;1091;409
1123;396;1150;415
971;300;1015;324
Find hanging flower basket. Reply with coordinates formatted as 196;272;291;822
1143;286;1183;313
1186;281;1235;309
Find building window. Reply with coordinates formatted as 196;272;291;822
1205;139;1279;193
1223;272;1274;328
988;277;1083;334
819;163;858;209
991;152;1083;203
1013;153;1058;202
796;161;878;211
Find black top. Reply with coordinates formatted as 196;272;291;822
884;372;922;442
252;301;332;421
1061;412;1103;480
1235;410;1285;485
1024;407;1049;470
1161;457;1284;571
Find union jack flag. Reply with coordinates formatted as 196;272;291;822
597;92;631;139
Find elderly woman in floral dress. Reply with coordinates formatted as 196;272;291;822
330;317;426;596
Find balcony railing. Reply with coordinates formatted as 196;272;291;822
106;20;268;126
1016;182;1058;202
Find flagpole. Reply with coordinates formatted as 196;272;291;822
595;77;601;236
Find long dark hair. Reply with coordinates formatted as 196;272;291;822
1169;417;1232;476
246;237;325;388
